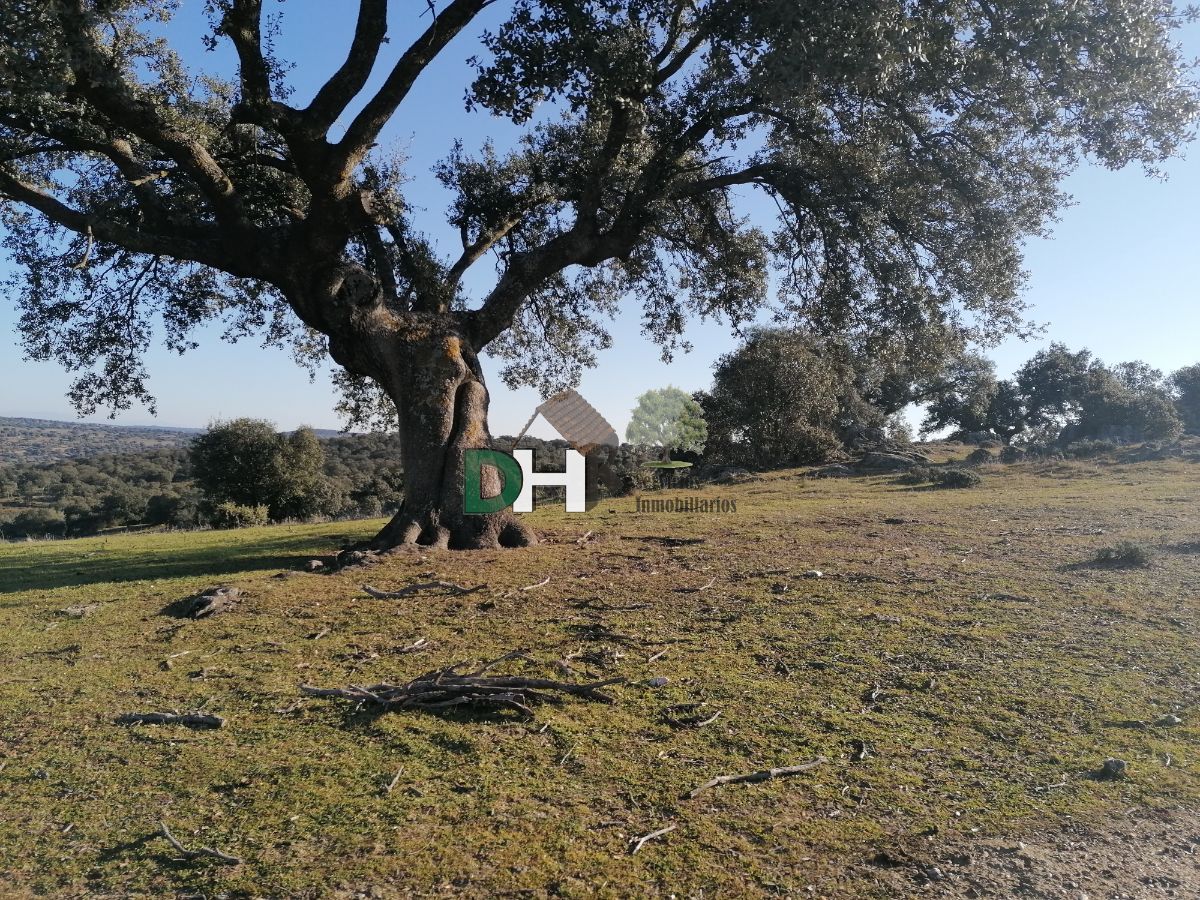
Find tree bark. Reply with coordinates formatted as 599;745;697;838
344;322;537;551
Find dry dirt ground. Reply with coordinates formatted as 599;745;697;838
0;445;1198;898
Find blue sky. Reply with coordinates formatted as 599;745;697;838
1;2;1197;440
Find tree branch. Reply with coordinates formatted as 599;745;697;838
303;0;389;134
221;0;272;110
670;163;779;197
655;22;710;85
0;113;170;217
53;0;248;228
447;212;525;284
361;226;399;302
463;218;639;349
332;0;492;181
652;0;694;67
0;166;243;275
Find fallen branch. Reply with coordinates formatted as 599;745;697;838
663;703;722;729
167;586;241;619
363;581;485;599
384;766;404;795
301;652;623;719
158;822;241;865
630;823;676;855
519;576;551;591
575;530;595;546
687;757;826;799
115;712;225;729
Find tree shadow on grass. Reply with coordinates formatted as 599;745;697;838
0;530;352;596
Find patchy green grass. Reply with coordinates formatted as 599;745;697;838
1;454;1198;897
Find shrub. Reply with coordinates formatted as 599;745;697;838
999;446;1025;463
966;448;994;465
960;430;997;445
9;508;67;538
898;466;980;488
209;501;269;529
1064;438;1118;458
1093;541;1153;568
934;467;982;488
895;465;935;485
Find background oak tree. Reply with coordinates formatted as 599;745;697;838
1;0;1196;548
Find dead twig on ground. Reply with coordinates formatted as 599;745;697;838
158;821;241;865
675;577;716;594
630;823;676;854
575;530;595;546
663;703;722;729
115;712;225;729
686;757;826;799
301;651;623;719
363;582;485;599
384;766;404;795
520;576;551;591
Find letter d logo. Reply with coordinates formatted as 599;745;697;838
463;449;524;514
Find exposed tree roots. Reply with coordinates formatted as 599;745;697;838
368;505;538;551
300;651;623;719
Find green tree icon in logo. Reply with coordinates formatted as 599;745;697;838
626;387;707;470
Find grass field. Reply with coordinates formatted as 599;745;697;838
1;449;1198;898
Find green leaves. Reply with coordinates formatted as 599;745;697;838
1;0;1197;424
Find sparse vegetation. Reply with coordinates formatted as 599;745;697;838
0;452;1196;896
896;465;982;489
933;467;983;488
0;416;196;464
0;424;408;539
966;447;994;465
1092;541;1155;569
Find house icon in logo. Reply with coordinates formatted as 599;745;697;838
509;388;619;455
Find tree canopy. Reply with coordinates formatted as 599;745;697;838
190;419;337;521
1170;363;1200;434
2;0;1197;547
922;342;1184;444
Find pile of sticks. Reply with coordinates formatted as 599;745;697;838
300;651;622;718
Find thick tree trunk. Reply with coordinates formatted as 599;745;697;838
361;328;537;551
294;261;538;551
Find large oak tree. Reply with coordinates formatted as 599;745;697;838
1;0;1195;548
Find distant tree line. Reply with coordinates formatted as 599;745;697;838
692;330;1199;469
920;344;1196;447
0;417;194;465
0;424;406;540
4;337;1196;539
